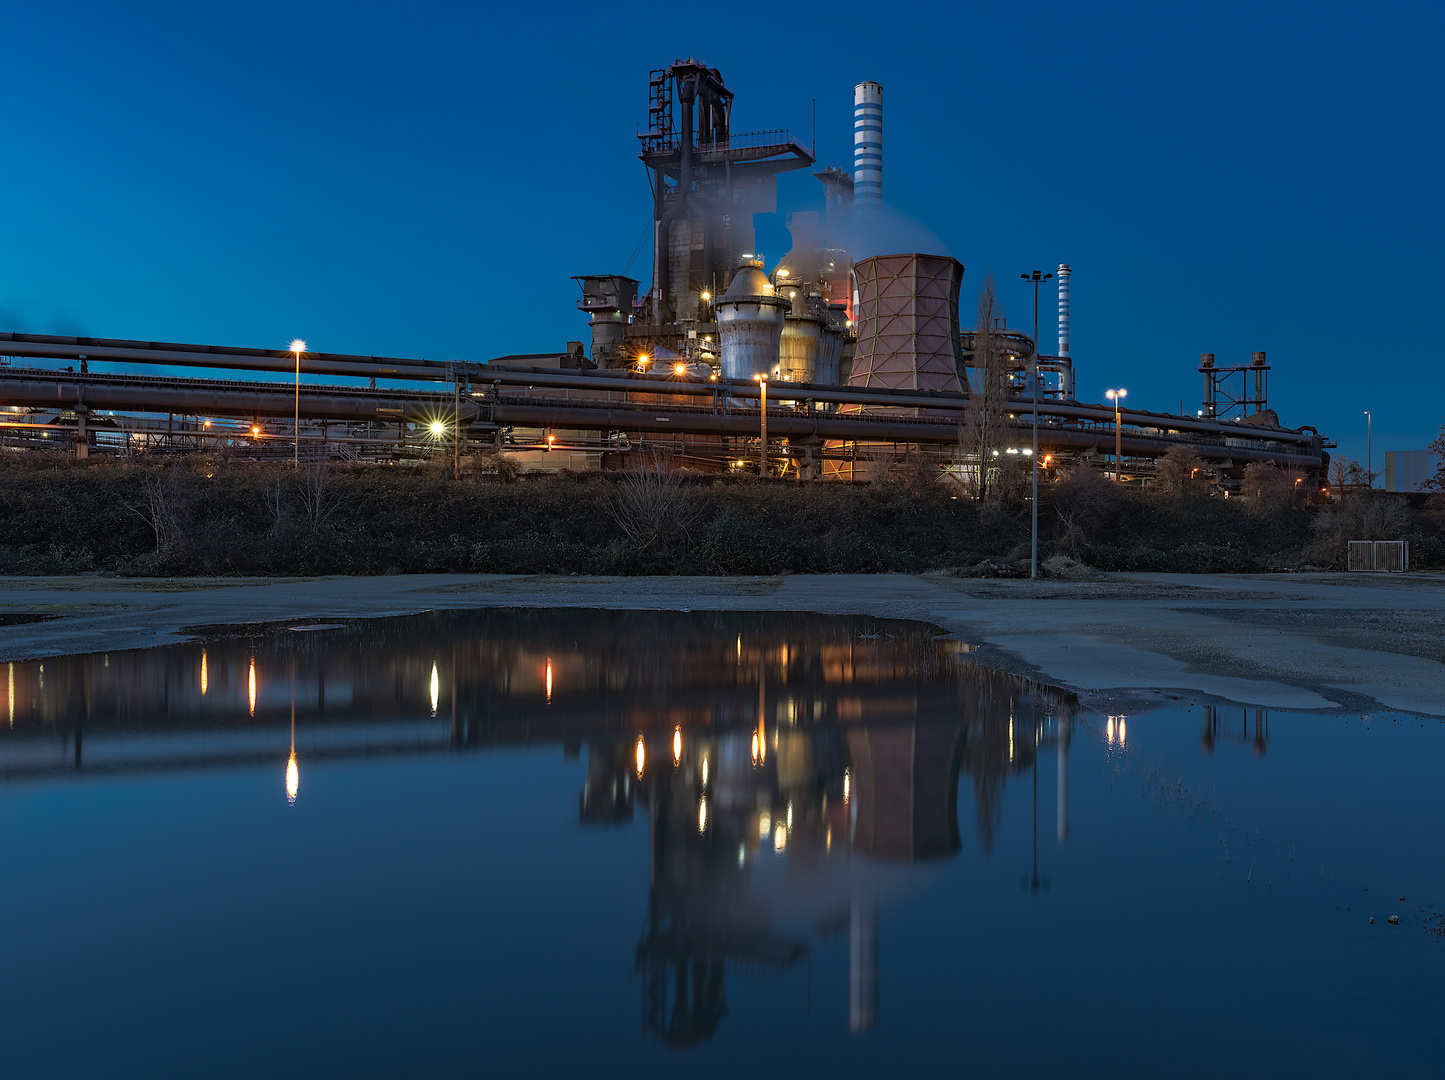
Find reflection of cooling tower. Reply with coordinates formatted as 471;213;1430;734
848;254;966;396
846;724;962;860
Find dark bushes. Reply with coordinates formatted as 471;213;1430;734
0;453;1439;576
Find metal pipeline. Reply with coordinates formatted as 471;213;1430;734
0;370;1325;469
0;334;1323;448
0;371;478;424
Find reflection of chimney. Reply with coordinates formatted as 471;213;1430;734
849;897;878;1032
853;82;882;213
1056;721;1069;845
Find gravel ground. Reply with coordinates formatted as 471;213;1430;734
1;571;1442;715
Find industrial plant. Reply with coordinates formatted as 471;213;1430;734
0;60;1333;484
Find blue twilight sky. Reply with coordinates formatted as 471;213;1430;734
2;0;1441;464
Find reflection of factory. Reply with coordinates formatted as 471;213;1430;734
0;609;1073;1043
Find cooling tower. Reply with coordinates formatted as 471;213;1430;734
847;254;966;395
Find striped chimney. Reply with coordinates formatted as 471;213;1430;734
853;82;882;213
1057;264;1071;358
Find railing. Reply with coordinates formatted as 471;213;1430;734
643;129;797;155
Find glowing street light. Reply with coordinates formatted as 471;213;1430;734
429;420;446;438
754;374;768;475
289;339;306;466
674;362;687;376
1106;388;1128;479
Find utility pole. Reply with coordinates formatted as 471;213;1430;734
1106;389;1128;479
1363;410;1372;489
1020;271;1052;579
756;375;769;475
289;339;306;466
454;375;462;480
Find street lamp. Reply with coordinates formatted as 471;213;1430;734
1363;410;1372;489
1105;388;1128;480
754;374;768;475
289;338;306;465
1020;271;1053;579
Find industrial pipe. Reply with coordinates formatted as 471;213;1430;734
0;332;1322;447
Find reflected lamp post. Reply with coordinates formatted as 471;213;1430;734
1105;388;1127;480
1020;271;1052;579
289;339;306;466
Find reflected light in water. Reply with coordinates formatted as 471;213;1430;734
672;726;682;766
634;734;645;778
701;754;709;787
545;659;552;704
750;731;759;765
248;659;257;717
286;751;299;804
1009;716;1015;762
697;796;708;834
1106;715;1127;746
759;812;771;838
773;821;787;853
200;651;208;696
786;800;793;830
430;662;440;715
7;661;12;727
843;767;850;803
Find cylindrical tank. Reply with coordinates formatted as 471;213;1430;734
779;314;823;382
589;311;628;368
853;82;882;213
815;325;844;385
716;260;787;381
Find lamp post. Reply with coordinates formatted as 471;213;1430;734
289;339;306;466
1363;410;1372;489
1020;271;1052;579
755;374;768;475
1106;388;1127;480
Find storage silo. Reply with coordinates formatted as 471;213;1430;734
716;259;788;380
815;318;845;386
779;312;824;382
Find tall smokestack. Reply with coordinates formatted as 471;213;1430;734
1056;263;1071;358
853;82;882;213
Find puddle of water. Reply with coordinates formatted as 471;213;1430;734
0;608;1440;1078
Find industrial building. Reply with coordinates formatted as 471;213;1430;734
0;60;1333;483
